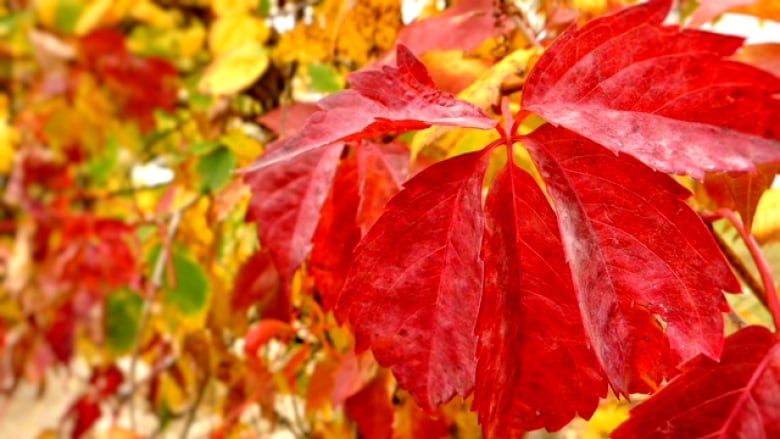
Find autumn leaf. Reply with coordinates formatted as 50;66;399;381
704;164;780;232
246;44;496;171
395;0;512;56
523;0;780;179
523;126;740;395
474;161;606;436
336;149;490;410
612;325;780;438
245;144;343;286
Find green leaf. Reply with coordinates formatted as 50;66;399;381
197;146;236;192
163;249;210;317
54;0;83;33
85;136;119;184
308;63;343;93
105;288;143;355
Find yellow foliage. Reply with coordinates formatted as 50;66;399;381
0;94;17;174
754;188;780;244
275;0;402;67
200;42;270;95
212;0;259;16
209;14;270;56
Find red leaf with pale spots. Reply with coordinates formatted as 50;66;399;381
523;0;780;178
474;162;606;436
336;150;490;410
523;126;740;395
613;326;780;438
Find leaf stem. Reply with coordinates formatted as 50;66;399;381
716;208;780;332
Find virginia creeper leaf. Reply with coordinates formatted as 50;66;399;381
247;45;495;170
245;143;343;282
524;126;740;395
523;0;780;178
355;141;410;232
336;149;490;410
310;152;361;311
474;163;606;436
613;325;780;438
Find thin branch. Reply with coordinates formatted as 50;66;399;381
125;201;189;428
716;209;780;331
709;228;768;308
179;376;209;439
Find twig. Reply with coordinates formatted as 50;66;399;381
126;205;187;428
179;375;209;439
716;209;780;332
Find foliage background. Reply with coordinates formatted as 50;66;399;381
1;0;779;437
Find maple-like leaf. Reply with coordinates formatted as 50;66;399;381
247;44;495;171
523;126;740;395
244;144;343;285
336;149;490;410
523;0;780;178
474;162;606;436
612;325;780;438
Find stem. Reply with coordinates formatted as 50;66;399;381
179;376;209;439
716;208;780;331
126;206;186;428
709;228;767;308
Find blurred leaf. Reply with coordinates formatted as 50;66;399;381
308;62;344;93
199;42;269;95
198;146;236;193
105;288;143;355
163;249;210;318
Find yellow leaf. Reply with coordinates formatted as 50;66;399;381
199;42;270;95
754;188;780;244
74;0;113;35
212;0;259;16
129;0;180;28
0;95;17;174
209;14;270;56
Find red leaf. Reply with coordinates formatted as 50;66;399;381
345;371;394;439
523;0;780;178
396;0;512;57
257;102;320;138
613;325;780;438
245;144;343;283
79;29;177;131
524;126;740;395
310;152;361;311
355;141;410;233
65;396;101;439
247;45;495;170
336;150;490;410
231;249;285;320
704;164;780;232
474;163;606;436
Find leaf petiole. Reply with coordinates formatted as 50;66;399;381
715;208;780;333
